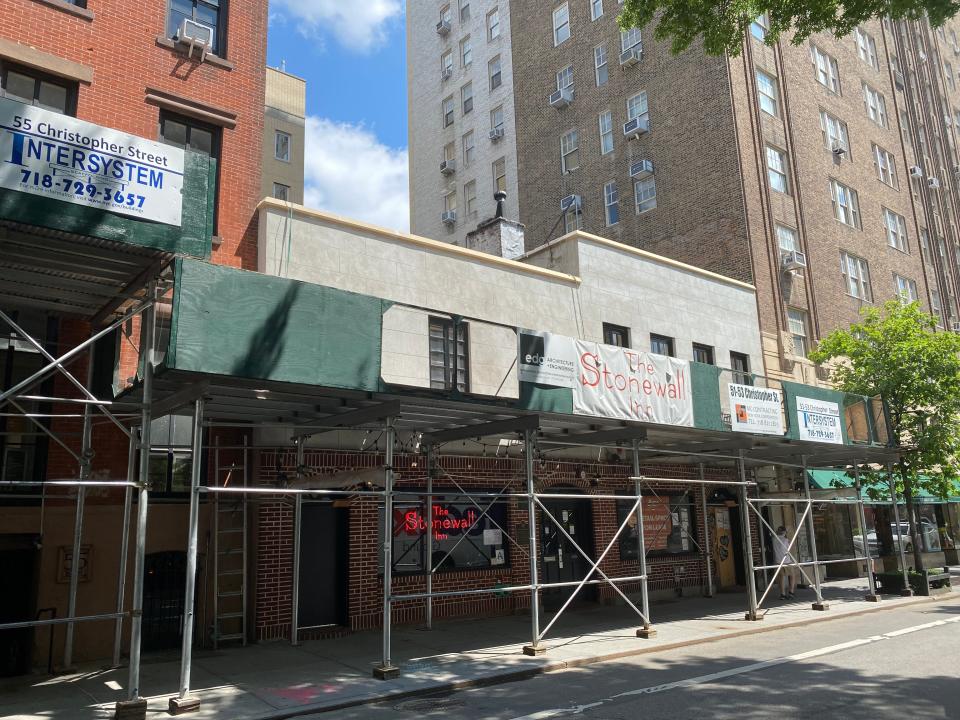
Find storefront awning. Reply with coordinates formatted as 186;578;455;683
807;469;960;502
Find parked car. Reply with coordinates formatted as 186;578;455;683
853;519;940;555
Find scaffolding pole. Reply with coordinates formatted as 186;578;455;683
522;429;544;656
171;398;204;714
854;462;880;602
424;445;435;630
291;438;305;647
739;452;760;621
888;464;913;595
699;463;714;598
633;439;654;636
801;457;828;611
113;429;137;667
373;417;399;679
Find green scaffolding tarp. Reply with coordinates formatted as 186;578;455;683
807;469;960;503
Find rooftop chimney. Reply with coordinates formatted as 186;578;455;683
464;192;526;260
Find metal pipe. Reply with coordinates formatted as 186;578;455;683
127;284;156;702
62;486;85;668
889;465;912;592
291;439;305;646
375;417;397;676
199;486;387;497
113;430;137;667
392;575;649;602
801;457;825;606
738;453;759;620
425;445;434;630
629;477;758;487
633;440;651;627
0;612;126;631
178;398;205;700
0;480;140;488
524;429;542;654
699;464;714;598
752;557;872;571
853;463;879;599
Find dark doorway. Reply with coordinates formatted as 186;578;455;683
729;503;747;586
539;493;596;611
298;503;349;628
143;551;187;652
0;536;38;676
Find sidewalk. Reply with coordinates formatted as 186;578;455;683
1;575;955;720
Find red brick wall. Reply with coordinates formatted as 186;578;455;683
254;449;746;641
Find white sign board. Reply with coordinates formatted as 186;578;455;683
728;383;784;435
518;330;693;426
796;396;843;444
0;97;185;226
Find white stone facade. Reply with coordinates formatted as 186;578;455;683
407;1;520;244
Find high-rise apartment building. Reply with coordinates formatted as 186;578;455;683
263;66;306;203
408;2;960;385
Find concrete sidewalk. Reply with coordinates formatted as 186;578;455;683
0;576;954;720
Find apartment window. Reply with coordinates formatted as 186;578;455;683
591;0;603;20
272;183;290;201
440;5;451;25
461;82;473;114
490;105;505;132
560;129;579;173
603;323;630;347
765;145;789;194
627;91;648;123
855;27;878;69
830;179;861;228
841;251;872;300
750;13;769;41
487;8;501;40
863;83;887;127
564;203;583;233
160;111;221;230
441;51;453;75
819;109;850;157
604;180;619;225
650;334;674;357
756;70;779;116
811;45;840;93
443;141;456;163
167;0;226;56
553;3;570;46
464;180;477;216
556;65;574;92
442;96;455;127
787;309;810;357
462;130;475;165
931;288;944;326
488;56;502;91
594;45;609;86
429;318;468;392
776;224;799;252
872;144;898;188
493;157;506;193
0;62;76;115
621;27;642;52
460;36;472;67
459;0;470;22
730;352;751;385
635;177;656;213
692;343;715;365
946;62;957;91
895;275;919;303
599;111;614;154
274;130;291;162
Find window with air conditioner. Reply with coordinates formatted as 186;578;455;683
556;65;574;94
830;179;861;228
560;129;579;173
490;105;505;133
553;3;570;46
884;208;908;252
627;91;648;125
841;251;872;300
776;224;799;252
167;0;225;56
635;176;656;213
621;26;641;52
819;109;850;158
441;51;453;77
564;202;583;232
599;110;614;155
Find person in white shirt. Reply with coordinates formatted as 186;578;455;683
772;525;797;600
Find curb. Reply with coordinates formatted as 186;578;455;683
245;593;945;720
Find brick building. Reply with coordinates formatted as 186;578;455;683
407;3;960;387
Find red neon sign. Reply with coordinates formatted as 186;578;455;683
399;505;478;540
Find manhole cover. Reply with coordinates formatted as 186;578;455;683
393;696;465;712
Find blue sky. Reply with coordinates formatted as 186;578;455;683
267;1;410;230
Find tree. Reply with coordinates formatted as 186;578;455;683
618;0;959;57
810;301;960;571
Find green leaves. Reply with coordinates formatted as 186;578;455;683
618;0;960;56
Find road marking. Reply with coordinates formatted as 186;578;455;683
507;615;960;720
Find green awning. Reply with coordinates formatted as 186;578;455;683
806;469;960;503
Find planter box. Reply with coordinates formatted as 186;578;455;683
875;569;952;596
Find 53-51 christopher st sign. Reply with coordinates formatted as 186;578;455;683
0;97;185;227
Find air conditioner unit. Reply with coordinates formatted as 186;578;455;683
559;194;582;212
488;127;504;141
441;210;457;225
894;69;905;89
929;177;941;189
623;116;649;138
831;144;847;157
176;18;214;60
619;46;642;67
909;165;924;178
436;19;451;35
781;250;807;271
440;159;456;175
629;159;654;179
441;66;453;81
549;86;574;108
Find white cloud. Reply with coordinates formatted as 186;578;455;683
303;117;409;233
271;0;403;52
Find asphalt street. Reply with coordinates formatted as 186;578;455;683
308;596;960;720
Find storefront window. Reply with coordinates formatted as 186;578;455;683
617;493;695;560
378;492;509;574
811;503;856;559
915;504;942;552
